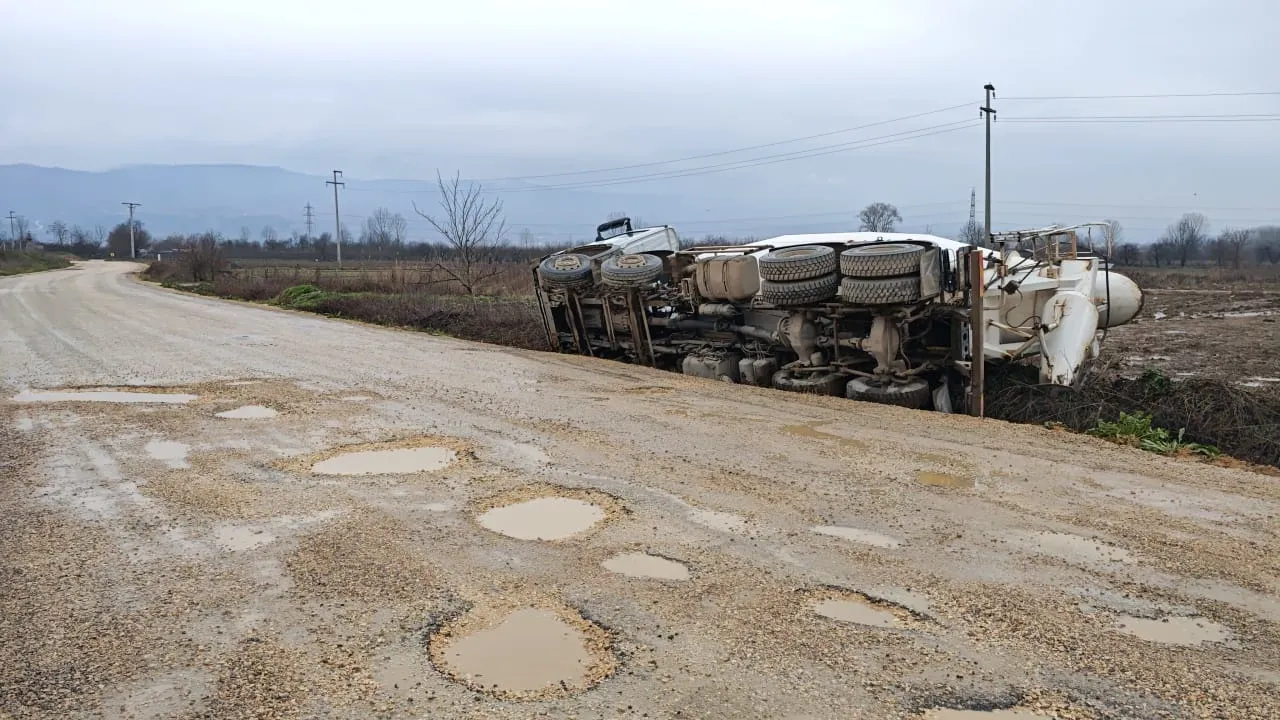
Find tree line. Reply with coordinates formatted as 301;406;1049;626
17;201;1280;270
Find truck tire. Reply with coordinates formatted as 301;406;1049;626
759;273;839;306
839;275;920;305
840;243;923;278
846;378;932;409
537;253;594;289
601;253;663;287
773;370;846;396
758;245;838;281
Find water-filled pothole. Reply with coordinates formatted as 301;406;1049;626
812;525;902;548
215;405;279;419
921;709;1040;719
1010;530;1134;566
312;446;456;476
14;389;198;404
814;597;903;628
430;604;615;699
916;471;974;489
1114;614;1230;645
479;498;605;541
145;439;190;469
602;552;690;580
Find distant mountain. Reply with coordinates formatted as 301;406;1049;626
0;163;701;242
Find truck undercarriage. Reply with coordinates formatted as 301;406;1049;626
533;218;1144;414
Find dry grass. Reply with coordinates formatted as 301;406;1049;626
227;259;536;296
1124;265;1280;289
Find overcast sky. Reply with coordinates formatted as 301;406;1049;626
4;0;1279;239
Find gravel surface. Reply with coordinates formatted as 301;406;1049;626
1;261;1277;719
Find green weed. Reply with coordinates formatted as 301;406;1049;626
1089;411;1220;459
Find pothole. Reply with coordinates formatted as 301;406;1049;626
213;525;276;551
215;405;279;419
814;597;903;628
916;471;974;489
13;389;198;404
1114;614;1230;645
812;525;902;548
1009;531;1134;566
479;497;604;541
602;552;690;580
808;589;919;629
312;447;456;476
689;508;752;534
429;603;615;699
280;436;470;477
145;439;190;469
921;709;1040;719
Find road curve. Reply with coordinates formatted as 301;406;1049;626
2;261;1277;719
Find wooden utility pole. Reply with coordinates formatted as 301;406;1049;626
5;211;16;250
326;171;345;267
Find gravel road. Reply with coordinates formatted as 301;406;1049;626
2;261;1277;719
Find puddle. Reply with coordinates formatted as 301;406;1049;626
916;471;974;489
922;710;1040;719
311;447;456;476
423;502;452;512
435;608;607;696
782;422;866;450
602;552;690;581
213;525;276;551
15;416;35;432
215;405;279;419
689;508;751;534
342;395;372;402
145;440;190;469
1114;614;1230;645
813;597;903;628
1012;531;1134;566
478;497;604;540
812;525;902;548
13;390;198;404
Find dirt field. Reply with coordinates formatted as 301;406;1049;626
2;261;1278;719
1107;269;1280;385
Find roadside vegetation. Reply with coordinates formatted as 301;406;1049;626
0;248;73;276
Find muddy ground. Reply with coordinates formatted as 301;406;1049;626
1107;282;1280;386
1;262;1278;719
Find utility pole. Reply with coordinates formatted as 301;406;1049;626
326;171;344;267
303;202;315;241
980;84;996;246
5;211;16;250
122;202;142;258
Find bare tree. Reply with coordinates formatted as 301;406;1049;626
1161;212;1207;267
1255;226;1280;265
1207;236;1229;267
858;202;901;232
13;216;31;247
93;224;108;247
958;219;985;246
1148;240;1173;267
413;171;507;296
47;220;70;246
1217;228;1250;269
180;232;228;281
239;226;252;245
1102;219;1123;255
362;207;408;255
1115;243;1141;266
70;225;92;246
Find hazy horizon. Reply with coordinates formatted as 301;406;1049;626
4;1;1279;240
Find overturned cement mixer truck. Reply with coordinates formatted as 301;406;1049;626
531;217;1144;413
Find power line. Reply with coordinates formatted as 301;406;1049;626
1003;91;1280;101
469;102;973;183
1003;113;1280;123
494;121;982;193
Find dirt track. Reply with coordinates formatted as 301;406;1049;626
2;261;1277;719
